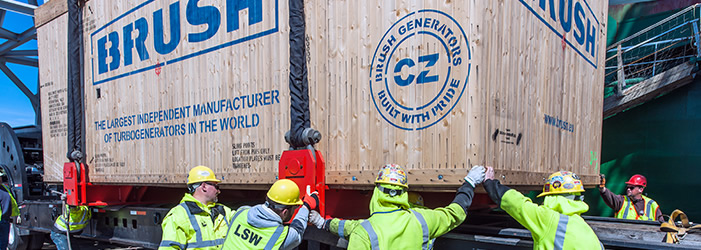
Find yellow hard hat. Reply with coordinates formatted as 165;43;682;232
187;166;221;184
408;192;424;207
267;179;303;206
375;164;408;188
537;171;585;197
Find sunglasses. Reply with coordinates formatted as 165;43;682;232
626;186;642;190
204;182;220;190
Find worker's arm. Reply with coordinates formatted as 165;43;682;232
281;206;310;249
158;211;189;250
483;179;551;239
483;179;511;205
419;181;473;239
599;187;624;211
655;205;664;223
324;218;362;239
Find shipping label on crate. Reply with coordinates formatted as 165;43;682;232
370;9;471;131
81;0;288;184
89;0;279;85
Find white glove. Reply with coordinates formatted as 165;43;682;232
309;210;325;229
464;165;486;187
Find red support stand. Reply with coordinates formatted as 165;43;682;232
278;149;327;216
63;162;179;206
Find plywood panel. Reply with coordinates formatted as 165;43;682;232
308;0;607;189
79;0;290;185
37;14;69;182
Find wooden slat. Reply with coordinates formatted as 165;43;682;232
34;0;67;28
326;169;599;191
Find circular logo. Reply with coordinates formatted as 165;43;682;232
370;10;471;130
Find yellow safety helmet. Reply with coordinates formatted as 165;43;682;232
267;179;303;206
187;166;221;184
537;171;585;197
408;192;424;207
375;164;408;188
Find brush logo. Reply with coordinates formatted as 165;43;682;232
370;9;470;130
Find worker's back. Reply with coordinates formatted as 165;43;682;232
348;209;426;250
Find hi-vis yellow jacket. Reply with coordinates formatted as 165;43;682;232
159;194;233;250
54;205;90;233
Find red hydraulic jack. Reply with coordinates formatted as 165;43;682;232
278;148;327;217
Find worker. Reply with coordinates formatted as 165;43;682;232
50;204;91;250
598;174;663;222
0;172;18;250
483;167;603;249
309;191;439;249
309;164;485;249
159;166;233;249
221;179;318;249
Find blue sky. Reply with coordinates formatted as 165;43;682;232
0;1;42;127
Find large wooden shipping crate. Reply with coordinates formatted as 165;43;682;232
37;0;607;190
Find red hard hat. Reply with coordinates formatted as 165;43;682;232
625;174;647;187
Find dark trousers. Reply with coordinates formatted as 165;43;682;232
0;220;9;249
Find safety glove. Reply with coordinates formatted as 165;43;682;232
303;185;320;210
599;174;606;189
308;210;326;229
464;165;486;188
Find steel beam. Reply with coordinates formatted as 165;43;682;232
0;62;39;110
0;0;36;17
0;27;18;41
0;27;35;56
0;10;6;26
5;49;36;57
4;56;38;67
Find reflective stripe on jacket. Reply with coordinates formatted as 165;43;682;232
54;205;90;233
328;199;438;249
159;193;233;250
347;185;466;250
615;195;659;221
500;189;603;250
221;208;289;250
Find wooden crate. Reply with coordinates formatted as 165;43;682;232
37;0;607;190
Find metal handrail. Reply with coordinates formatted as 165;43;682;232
608;3;700;50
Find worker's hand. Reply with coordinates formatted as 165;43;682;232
303;185;320;211
485;166;495;180
308;210;325;229
599;174;606;189
464;165;486;188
